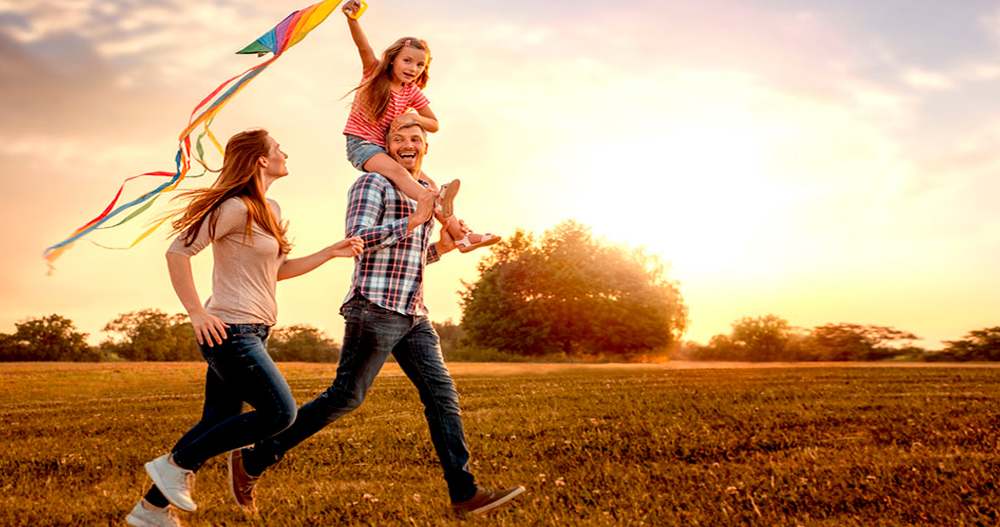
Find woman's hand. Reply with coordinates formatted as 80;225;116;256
328;236;365;258
189;308;228;347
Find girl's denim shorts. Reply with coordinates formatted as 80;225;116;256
345;134;387;172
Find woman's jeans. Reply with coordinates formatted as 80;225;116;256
169;323;297;470
244;296;478;502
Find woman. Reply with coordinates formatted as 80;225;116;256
126;129;362;527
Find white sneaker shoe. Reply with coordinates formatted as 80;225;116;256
144;454;197;512
126;499;182;527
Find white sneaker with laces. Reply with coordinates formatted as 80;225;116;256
126;499;182;527
144;454;197;512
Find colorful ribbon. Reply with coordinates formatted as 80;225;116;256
44;0;354;269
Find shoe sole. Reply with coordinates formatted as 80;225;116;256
145;460;197;512
439;180;460;218
228;449;258;512
125;512;153;527
463;486;526;514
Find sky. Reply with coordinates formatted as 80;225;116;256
2;0;999;350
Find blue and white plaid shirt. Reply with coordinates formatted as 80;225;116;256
342;173;441;316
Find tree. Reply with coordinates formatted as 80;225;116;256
103;309;200;361
731;315;791;362
803;323;918;361
432;320;464;358
460;220;688;359
268;325;340;363
934;327;1000;361
0;314;98;362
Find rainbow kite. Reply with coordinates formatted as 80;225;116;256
43;0;364;269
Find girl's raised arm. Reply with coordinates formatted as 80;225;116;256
343;1;377;71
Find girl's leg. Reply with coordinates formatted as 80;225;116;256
363;153;433;201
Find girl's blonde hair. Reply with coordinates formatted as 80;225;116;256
351;36;431;123
170;129;291;256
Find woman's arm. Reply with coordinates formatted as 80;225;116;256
344;1;377;71
277;237;364;281
166;251;228;346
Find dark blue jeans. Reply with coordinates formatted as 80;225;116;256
145;324;297;506
169;323;297;469
245;295;478;502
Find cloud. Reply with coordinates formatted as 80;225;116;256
900;67;955;90
981;8;1000;45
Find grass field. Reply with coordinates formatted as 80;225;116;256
3;361;1000;526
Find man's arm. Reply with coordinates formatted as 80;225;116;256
346;174;436;252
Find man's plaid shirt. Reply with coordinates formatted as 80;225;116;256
342;172;441;316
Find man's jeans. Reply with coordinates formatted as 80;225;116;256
170;323;297;470
245;295;478;502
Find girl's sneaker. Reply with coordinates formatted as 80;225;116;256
126;499;182;527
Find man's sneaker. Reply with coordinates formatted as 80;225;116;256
228;448;259;512
452;486;525;514
144;454;197;512
125;499;182;527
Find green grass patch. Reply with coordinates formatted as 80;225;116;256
2;362;1000;525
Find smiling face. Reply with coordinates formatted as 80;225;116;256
390;47;429;86
387;124;427;175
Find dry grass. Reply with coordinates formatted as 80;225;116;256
3;362;1000;526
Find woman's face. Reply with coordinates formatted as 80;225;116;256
260;136;288;178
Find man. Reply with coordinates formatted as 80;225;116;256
227;122;524;515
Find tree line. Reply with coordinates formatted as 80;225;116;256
0;311;341;363
4;220;997;363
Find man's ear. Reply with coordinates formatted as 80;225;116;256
424;142;429;155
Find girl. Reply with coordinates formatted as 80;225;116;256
126;129;363;527
340;0;499;253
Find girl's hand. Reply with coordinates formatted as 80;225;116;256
189;308;228;347
329;236;364;258
389;111;421;134
342;0;362;17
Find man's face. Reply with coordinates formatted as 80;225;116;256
387;125;427;173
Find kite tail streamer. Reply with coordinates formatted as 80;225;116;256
43;0;353;270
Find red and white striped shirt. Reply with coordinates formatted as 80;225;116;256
342;71;430;147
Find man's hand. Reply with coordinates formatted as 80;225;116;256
408;188;438;232
436;223;457;254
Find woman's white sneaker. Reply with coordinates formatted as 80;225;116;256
144;454;197;512
125;499;182;527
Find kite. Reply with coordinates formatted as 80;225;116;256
42;0;366;269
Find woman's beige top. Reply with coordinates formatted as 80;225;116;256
167;197;287;325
